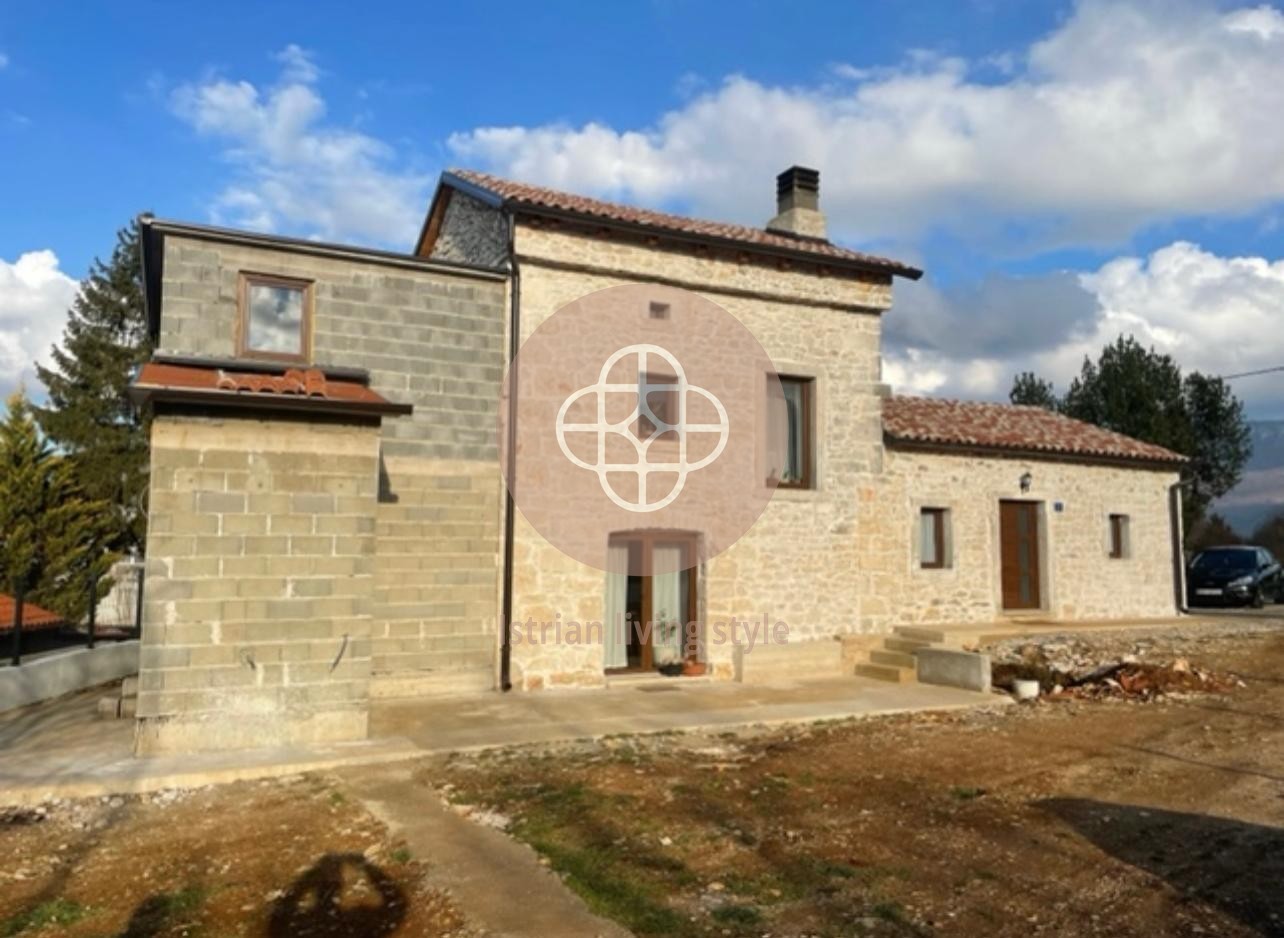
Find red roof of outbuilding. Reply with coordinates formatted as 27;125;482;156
882;396;1187;466
438;169;922;280
129;363;413;418
0;595;64;632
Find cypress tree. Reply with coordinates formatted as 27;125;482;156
34;218;152;554
0;393;115;622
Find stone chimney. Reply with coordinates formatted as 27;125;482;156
766;166;826;240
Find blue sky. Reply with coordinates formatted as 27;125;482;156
3;0;1284;419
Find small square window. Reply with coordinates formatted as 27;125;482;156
1108;513;1130;559
239;273;312;361
648;301;671;320
920;507;949;569
767;375;814;489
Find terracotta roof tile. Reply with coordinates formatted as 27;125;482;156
882;396;1187;465
446;169;922;279
0;594;64;632
130;363;412;417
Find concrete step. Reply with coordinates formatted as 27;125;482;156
120;676;139;699
884;637;932;654
870;649;916;669
892;625;950;644
855;662;915;683
96;696;121;719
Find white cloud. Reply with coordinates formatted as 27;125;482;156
448;0;1284;250
883;241;1284;418
0;251;79;397
170;46;429;245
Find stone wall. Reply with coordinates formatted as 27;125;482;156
155;234;507;695
857;447;1181;629
136;414;380;754
503;222;893;689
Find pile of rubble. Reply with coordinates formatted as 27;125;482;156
989;635;1242;701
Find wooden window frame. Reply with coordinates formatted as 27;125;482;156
605;530;700;675
237;271;314;363
920;507;948;570
771;374;815;490
1108;513;1129;560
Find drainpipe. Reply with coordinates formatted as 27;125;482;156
499;211;520;692
1170;479;1190;613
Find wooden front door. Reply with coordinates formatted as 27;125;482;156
999;501;1042;611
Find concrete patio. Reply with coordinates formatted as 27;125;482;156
0;674;1001;805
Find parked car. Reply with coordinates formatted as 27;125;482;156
1186;545;1281;608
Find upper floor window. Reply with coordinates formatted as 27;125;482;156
238;272;312;361
1108;513;1130;559
637;371;679;441
767;375;814;489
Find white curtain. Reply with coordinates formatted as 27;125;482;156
604;543;629;669
651;545;685;665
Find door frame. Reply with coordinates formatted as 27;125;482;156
605;530;701;675
998;499;1045;613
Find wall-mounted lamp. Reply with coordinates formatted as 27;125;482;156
1019;471;1033;493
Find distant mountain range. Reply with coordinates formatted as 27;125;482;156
1215;420;1284;536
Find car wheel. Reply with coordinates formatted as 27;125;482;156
1251;587;1265;609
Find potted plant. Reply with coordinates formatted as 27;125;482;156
653;615;685;676
682;620;706;676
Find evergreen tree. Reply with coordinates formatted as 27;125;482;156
1250;512;1284;561
1186;512;1241;552
34;218;152;553
1009;371;1059;410
1009;335;1253;539
0;394;115;622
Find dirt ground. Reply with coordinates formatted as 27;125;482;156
435;621;1284;938
0;775;476;938
2;619;1280;938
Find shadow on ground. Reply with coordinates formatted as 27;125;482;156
1040;797;1284;934
266;853;407;937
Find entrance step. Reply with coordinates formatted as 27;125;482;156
855;662;915;683
892;626;952;644
884;637;932;655
869;649;916;670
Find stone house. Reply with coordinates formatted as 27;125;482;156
129;167;1186;753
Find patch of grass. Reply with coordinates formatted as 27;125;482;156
117;885;208;938
872;900;908;923
328;790;346;805
391;846;413;864
3;898;88;935
949;785;987;801
528;837;691;937
711;903;762;927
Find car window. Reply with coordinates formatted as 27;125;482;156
1190;549;1257;571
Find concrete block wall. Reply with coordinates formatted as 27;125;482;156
156;235;508;695
135;415;381;754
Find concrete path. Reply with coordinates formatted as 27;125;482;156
1;676;1001;805
370;675;1001;753
341;761;631;938
0;686;420;806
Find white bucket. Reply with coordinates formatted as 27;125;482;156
1012;679;1040;701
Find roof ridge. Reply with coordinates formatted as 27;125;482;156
444;168;922;279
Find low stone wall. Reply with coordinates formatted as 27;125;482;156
0;641;139;713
